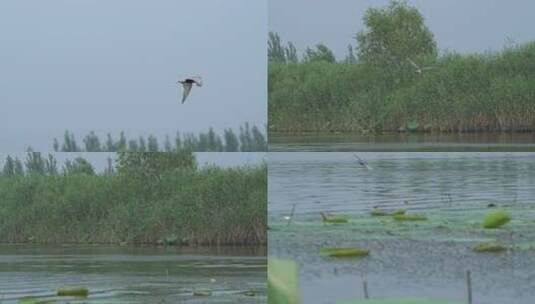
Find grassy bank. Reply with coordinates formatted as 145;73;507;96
269;42;535;133
0;153;266;245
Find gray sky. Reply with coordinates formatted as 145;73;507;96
1;0;266;152
269;0;535;59
0;152;266;172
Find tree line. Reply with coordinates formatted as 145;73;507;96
49;123;266;152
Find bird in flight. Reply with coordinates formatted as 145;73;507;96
406;58;434;74
353;154;372;170
177;76;203;103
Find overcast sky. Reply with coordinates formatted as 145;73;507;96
1;0;266;152
269;0;535;59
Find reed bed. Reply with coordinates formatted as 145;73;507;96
0;153;267;245
269;42;535;133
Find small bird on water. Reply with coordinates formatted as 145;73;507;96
353;155;372;170
177;76;203;103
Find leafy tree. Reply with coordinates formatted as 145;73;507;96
223;129;239;152
182;134;198;151
138;137;147;152
128;139;139;151
345;44;357;64
14;158;24;176
83;131;101;152
147;135;159;152
61;131;79;152
174;132;182;150
207;128;219;151
303;44;336;63
105;134;116;152
25;150;46;175
356;0;437;66
251;126;267;151
63;157;95;175
117;131;127;151
53;138;60;152
45;154;58;175
2;156;15;177
239;123;253;151
104;156;114;175
268;32;287;63
164;135;172;152
116;152;197;185
286;42;299;63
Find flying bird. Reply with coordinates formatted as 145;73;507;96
177;76;203;103
353;155;372;170
406;58;434;74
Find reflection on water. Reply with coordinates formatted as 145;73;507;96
269;152;535;217
268;152;535;304
0;245;266;303
269;132;535;152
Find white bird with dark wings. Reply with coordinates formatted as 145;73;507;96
177;76;203;103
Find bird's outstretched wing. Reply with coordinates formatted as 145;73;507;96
406;58;421;70
181;83;193;103
191;76;203;87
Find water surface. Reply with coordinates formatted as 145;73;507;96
268;152;535;304
0;245;266;303
269;132;535;152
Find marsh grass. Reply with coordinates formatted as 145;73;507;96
0;156;266;246
269;42;535;133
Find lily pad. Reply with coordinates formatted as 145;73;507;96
473;241;507;253
483;210;511;228
320;212;349;224
57;287;89;297
371;209;406;216
193;290;212;296
268;258;300;304
320;247;369;258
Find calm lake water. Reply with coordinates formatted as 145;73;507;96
268;152;535;304
269;132;535;152
0;245;266;303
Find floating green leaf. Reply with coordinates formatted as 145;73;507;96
193;290;212;296
268;258;300;304
320;212;349;224
320;247;369;258
483;210;511;228
473;241;507;253
57;287;89;297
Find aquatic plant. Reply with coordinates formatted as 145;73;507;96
482;210;511;228
320;247;370;258
193;290;212;296
472;241;507;253
269;38;535;133
371;209;406;216
393;214;427;221
268;258;300;304
320;212;349;224
57;287;89;297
